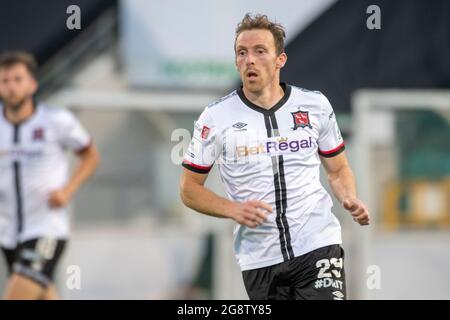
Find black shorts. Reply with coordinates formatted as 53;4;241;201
1;238;67;288
242;244;346;300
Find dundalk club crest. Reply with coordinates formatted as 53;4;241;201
32;127;45;141
291;110;312;130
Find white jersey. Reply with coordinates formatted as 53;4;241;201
0;104;91;249
183;83;345;271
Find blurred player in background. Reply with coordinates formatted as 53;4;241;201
0;51;100;299
180;13;369;300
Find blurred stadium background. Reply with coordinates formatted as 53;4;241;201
0;0;449;299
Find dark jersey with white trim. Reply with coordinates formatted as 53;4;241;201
0;104;91;249
183;84;345;271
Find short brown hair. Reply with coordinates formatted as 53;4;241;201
235;13;286;56
0;51;38;78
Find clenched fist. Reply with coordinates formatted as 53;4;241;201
48;189;73;209
343;198;370;225
230;200;273;228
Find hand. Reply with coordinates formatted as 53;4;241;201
48;188;73;209
230;200;273;228
343;198;370;226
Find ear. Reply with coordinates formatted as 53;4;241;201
30;77;38;95
276;52;287;69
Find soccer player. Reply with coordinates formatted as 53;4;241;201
0;51;100;300
179;14;370;300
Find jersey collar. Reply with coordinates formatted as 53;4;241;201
237;82;291;115
1;102;38;126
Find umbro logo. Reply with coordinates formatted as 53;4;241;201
232;122;247;129
332;291;344;300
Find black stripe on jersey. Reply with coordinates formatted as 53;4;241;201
13;124;24;234
270;154;288;261
264;114;294;262
263;115;272;137
269;114;294;260
13;162;23;233
13;125;19;142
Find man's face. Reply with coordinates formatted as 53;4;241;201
0;63;37;110
235;29;286;93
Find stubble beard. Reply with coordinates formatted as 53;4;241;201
243;75;264;95
4;94;29;113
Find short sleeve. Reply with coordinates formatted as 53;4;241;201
182;108;220;174
317;95;345;158
57;109;91;153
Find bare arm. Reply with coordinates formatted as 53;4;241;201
179;168;273;228
49;144;100;208
321;152;370;225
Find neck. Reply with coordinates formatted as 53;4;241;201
243;80;284;110
4;98;35;125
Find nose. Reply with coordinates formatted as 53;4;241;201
4;81;17;92
3;83;19;97
245;52;255;66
